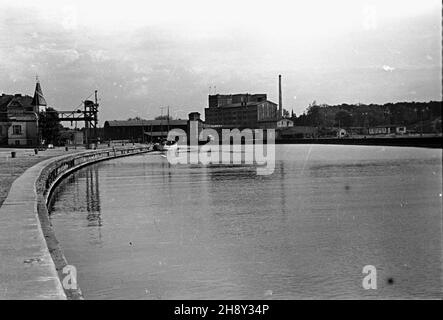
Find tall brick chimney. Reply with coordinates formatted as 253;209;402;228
278;74;282;119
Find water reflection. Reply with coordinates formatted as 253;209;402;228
49;164;103;245
85;166;101;227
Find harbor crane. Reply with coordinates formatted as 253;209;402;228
56;90;99;148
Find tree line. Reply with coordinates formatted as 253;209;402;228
287;101;442;133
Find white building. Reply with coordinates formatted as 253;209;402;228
259;118;294;129
277;118;294;128
336;128;347;138
368;126;407;135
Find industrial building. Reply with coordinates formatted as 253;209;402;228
104;112;203;142
204;75;286;129
259;118;294;129
205;95;278;129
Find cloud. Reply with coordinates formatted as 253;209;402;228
382;65;395;72
0;2;441;122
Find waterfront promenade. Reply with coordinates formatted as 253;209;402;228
0;145;151;299
0;147;83;299
0;148;82;206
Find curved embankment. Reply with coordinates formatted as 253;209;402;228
0;146;152;300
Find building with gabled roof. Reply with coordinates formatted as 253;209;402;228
0;79;46;146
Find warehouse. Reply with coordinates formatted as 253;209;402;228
104;112;203;143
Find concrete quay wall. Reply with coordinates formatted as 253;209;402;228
0;146;151;300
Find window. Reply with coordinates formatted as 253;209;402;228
13;125;22;135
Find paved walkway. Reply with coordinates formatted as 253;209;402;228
0;154;71;299
0;148;83;206
0;144;150;299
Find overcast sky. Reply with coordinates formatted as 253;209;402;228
0;0;441;124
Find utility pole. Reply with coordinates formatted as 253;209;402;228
94;90;98;145
84;100;89;148
159;107;165;140
278;75;283;119
167;106;170;132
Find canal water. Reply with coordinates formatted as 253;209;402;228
48;145;442;299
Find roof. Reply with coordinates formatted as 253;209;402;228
209;93;267;98
0;95;11;112
105;119;188;127
8;96;33;109
31;81;47;106
0;94;34;111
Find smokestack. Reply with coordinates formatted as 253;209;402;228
278;74;282;119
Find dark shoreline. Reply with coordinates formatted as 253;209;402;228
275;136;442;149
194;136;442;149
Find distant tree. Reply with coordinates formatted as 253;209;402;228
127;116;143;121
294;112;308;126
39;107;63;145
289;100;441;132
323;110;335;127
433;118;442;133
306;102;322;126
155;115;173;120
335;110;353;127
283;109;290;118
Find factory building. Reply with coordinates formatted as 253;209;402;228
205;95;278;129
204;75;285;129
